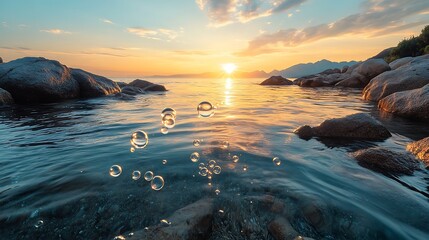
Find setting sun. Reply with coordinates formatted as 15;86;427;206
222;63;237;74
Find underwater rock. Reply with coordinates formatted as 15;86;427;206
260;76;293;85
245;195;285;214
268;216;300;240
130;198;213;240
407;137;429;167
300;200;332;236
352;147;420;175
0;87;14;105
294;113;391;140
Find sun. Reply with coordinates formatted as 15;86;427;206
222;63;237;74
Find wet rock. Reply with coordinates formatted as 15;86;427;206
128;79;167;91
121;85;146;95
407;137;429;167
363;55;429;101
0;88;14;105
294;113;391;140
116;81;128;88
352;147;420;175
130;198;213;240
335;59;390;88
115;92;136;100
0;57;3;63
389;57;412;70
268;216;299;240
0;57;80;103
70;69;120;98
294;73;343;87
378;84;429;120
260;76;293;85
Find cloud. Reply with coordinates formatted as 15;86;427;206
1;46;131;57
196;0;306;27
41;29;71;35
172;50;213;56
237;0;429;56
100;18;114;24
127;27;180;41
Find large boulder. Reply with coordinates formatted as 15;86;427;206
352;147;420;175
335;73;366;88
70;69;120;98
0;57;80;103
0;88;14;105
128;79;167;91
389;57;412;70
294;113;391;140
260;76;293;85
120;85;146;95
407;137;429;167
363;55;429;101
335;59;390;88
378;84;429;120
294;73;343;87
130;198;213;240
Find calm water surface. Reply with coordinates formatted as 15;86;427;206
0;78;428;239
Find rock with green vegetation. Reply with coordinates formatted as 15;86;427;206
385;25;429;62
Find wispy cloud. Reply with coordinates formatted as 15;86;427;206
127;27;181;41
1;46;131;57
41;29;72;35
100;18;114;25
172;50;213;56
196;0;306;27
237;0;429;56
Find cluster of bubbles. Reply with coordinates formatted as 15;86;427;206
161;108;177;134
109;163;164;191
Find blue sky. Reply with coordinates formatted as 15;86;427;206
1;0;428;76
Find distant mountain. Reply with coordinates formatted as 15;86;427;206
145;70;269;78
270;59;359;78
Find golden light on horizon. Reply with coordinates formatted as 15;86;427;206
222;63;237;74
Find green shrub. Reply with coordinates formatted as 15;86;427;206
385;25;429;62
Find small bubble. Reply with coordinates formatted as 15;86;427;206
199;163;206;169
132;170;141;180
34;219;44;228
207;174;212;180
161;127;169;134
144;227;149;231
130;147;135;153
197;101;215;117
273;157;281;166
151;176;165;191
215;189;220;195
162;159;167;165
161;108;176;118
243;165;248;171
213;166;221;174
130;130;149;149
113;236;125;240
109;165;122;177
162;114;176;128
190;152;200;162
160;219;171;226
199;167;209;176
221;141;229;149
294;237;305;240
208;160;216;168
232;155;239;163
144;171;154;181
193;139;201;147
219;209;224;214
128;233;134;237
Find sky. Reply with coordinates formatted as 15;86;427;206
0;0;428;77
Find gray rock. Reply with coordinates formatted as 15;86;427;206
389;57;413;70
0;88;14;105
335;59;390;88
335;73;366;88
363;55;429;101
70;69;120;98
294;73;343;87
116;81;128;88
352;147;420;175
407;137;429;167
121;85;146;95
128;79;167;91
294;113;391;140
130;198;213;240
369;47;394;59
0;57;80;103
378;84;429;120
341;65;349;73
260;76;293;85
0;57;3;64
300;200;332;236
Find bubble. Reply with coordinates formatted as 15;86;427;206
193;139;201;147
215;189;220;195
151;176;165;191
207;174;212;180
132;170;141;180
213;166;221;174
273;157;281;166
162;159;167;165
34;219;44;228
144;171;154;181
162;115;176;129
199;163;206;169
160;219;171;226
130;147;135;153
113;236;126;240
161;127;169;134
294;237;305;240
208;160;216;168
190;152;200;162
109;165;122;177
219;209;224;214
197;101;215;117
128;233;134;237
130;130;149;149
243;165;248;171
221;141;229;149
161;108;176;118
199;167;208;176
232;155;239;163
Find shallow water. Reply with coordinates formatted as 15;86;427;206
0;77;429;239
